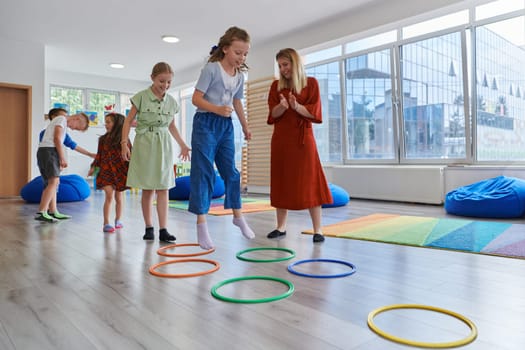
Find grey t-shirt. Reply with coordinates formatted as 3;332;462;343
194;61;244;112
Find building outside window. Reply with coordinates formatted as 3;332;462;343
306;61;343;163
345;49;395;161
400;31;465;160
475;16;525;161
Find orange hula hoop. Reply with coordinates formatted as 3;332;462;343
149;258;220;278
157;243;215;257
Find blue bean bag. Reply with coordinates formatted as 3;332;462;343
322;183;350;208
20;174;91;203
445;175;525;218
169;174;225;200
169;176;191;200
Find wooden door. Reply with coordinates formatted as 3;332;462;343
0;83;32;197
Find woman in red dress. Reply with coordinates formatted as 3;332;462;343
267;48;333;243
89;112;131;233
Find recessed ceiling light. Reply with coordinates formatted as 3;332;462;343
162;35;180;43
109;63;125;69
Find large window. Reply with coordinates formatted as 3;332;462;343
50;86;126;126
303;0;524;165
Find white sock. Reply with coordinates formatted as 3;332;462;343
197;223;214;250
233;217;255;239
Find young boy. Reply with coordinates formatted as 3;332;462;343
39;111;96;158
39;130;95;158
35;109;90;222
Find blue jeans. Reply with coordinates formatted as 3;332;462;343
188;112;241;214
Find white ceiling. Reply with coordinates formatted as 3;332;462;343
0;0;379;82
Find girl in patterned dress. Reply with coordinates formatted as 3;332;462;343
89;113;131;233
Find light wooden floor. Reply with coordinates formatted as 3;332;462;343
1;191;525;350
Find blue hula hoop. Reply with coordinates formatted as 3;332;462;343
287;258;357;278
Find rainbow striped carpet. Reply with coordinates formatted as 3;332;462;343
168;196;274;216
303;213;525;259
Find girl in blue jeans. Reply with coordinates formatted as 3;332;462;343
189;26;255;249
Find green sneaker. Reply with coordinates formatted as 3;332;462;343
48;211;72;220
35;212;58;223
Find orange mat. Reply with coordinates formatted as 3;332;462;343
168;197;274;216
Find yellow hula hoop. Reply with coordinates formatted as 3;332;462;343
367;304;478;348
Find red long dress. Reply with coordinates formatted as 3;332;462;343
267;77;333;210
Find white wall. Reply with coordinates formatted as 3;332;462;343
445;166;525;193
324;165;446;204
46;70;149;98
322;164;525;204
0;36;45;179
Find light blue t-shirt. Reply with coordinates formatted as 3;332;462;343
194;62;244;113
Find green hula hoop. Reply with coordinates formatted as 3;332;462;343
367;304;478;348
236;247;296;263
211;275;294;303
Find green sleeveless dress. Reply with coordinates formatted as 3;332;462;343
127;88;178;190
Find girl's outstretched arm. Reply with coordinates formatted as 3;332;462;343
168;119;191;161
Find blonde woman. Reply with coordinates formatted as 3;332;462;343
267;48;333;243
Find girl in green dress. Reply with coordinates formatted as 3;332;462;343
121;62;191;242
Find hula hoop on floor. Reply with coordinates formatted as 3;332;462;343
149;258;220;278
211;275;294;303
367;304;478;348
287;258;357;278
236;247;296;263
157;243;215;257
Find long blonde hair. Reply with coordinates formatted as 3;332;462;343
209;26;250;72
276;48;307;94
